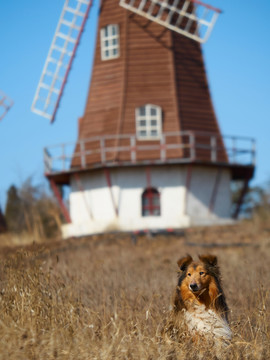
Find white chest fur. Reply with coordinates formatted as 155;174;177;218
183;305;232;340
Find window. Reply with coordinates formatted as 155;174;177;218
100;24;119;60
136;104;162;140
142;188;161;216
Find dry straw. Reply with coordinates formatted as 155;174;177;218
0;221;269;359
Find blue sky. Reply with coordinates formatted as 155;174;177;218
0;0;270;209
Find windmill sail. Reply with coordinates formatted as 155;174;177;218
119;0;221;43
0;90;13;121
31;0;93;123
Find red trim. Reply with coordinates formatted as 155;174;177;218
74;173;93;219
104;168;119;216
49;179;71;223
50;1;93;123
232;179;249;219
144;167;158;215
146;167;151;189
184;165;192;215
208;169;222;213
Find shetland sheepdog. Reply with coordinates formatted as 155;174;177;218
173;254;232;341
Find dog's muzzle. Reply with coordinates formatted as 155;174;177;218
189;283;200;292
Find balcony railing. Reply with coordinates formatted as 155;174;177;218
44;131;256;174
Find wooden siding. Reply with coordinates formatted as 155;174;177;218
73;0;227;168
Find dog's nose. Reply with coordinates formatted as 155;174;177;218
190;283;199;292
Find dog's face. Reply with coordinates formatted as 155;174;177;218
177;255;217;294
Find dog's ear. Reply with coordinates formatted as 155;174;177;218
199;254;217;267
177;255;193;271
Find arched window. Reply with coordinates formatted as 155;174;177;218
136;104;162;140
142;188;161;216
100;24;120;60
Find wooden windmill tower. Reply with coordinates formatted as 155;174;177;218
32;0;255;237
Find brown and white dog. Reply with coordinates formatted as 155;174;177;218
173;254;232;341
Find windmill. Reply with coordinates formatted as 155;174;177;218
32;0;255;237
0;90;13;121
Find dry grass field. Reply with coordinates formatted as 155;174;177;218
0;220;269;359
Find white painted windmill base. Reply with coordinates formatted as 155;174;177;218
61;165;232;238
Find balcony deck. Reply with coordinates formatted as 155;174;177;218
44;131;256;185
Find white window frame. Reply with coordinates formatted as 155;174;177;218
136;104;162;140
100;24;120;61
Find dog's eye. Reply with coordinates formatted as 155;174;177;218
199;271;204;275
187;273;191;277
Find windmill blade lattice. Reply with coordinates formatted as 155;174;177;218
0;90;13;121
31;0;93;123
119;0;221;43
